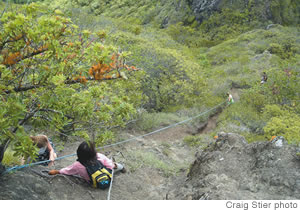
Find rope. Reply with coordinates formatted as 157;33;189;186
100;101;226;149
107;168;114;200
5;153;77;173
4;101;226;174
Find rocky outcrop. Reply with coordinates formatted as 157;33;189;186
189;0;222;13
0;165;104;200
187;0;222;22
168;133;300;200
188;0;300;25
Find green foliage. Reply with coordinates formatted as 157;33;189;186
0;0;299;162
199;8;254;42
13;131;39;162
2;147;22;167
42;0;300;149
0;3;141;159
127;150;185;177
263;106;300;145
219;102;266;134
270;0;300;25
135;111;185;132
183;135;201;147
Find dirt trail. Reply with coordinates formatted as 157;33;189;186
51;103;232;200
47;95;238;199
199;88;240;135
50;89;241;199
230;88;241;102
47;125;197;200
200;114;218;134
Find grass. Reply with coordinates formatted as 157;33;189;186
134;111;185;132
183;134;214;149
126;150;186;177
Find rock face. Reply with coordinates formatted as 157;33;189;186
0;166;101;200
187;0;222;22
169;133;300;199
189;0;222;13
187;0;300;25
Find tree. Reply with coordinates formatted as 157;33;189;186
0;3;139;166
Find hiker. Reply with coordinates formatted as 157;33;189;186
48;141;125;189
29;135;57;167
260;72;268;84
227;92;234;105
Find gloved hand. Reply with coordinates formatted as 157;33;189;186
48;170;60;175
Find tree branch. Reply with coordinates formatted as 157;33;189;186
4;84;41;94
3;46;48;67
4;75;125;94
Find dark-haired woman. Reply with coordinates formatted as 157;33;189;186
48;141;125;182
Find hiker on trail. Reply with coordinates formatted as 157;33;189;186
227;92;234;105
48;141;125;189
260;72;268;84
28;135;57;167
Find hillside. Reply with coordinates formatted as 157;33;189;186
0;0;300;200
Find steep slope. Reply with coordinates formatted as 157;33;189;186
168;132;300;200
0;125;195;200
46;0;300;28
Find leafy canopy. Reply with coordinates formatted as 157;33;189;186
0;3;140;161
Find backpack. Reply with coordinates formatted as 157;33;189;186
83;160;113;189
37;147;49;166
37;138;55;166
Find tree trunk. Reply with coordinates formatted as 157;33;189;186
0;145;6;175
0;140;10;175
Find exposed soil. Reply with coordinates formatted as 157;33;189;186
230;88;241;102
200;114;219;134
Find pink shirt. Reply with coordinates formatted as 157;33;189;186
59;153;114;182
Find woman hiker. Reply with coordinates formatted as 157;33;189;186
227;92;234;105
48;141;125;189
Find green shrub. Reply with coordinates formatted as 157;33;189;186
135;112;184;132
263;104;285;119
183;135;201;147
219;101;266;134
263;110;300;145
127;150;184;177
2;148;22;167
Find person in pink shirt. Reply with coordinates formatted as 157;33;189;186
48;141;125;183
